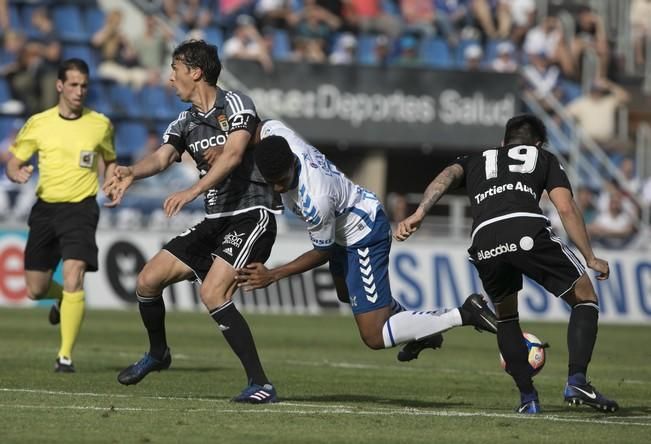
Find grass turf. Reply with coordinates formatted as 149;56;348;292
0;307;649;443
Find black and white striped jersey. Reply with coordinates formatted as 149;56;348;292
453;144;572;238
163;88;282;218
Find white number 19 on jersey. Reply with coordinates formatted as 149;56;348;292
483;146;538;179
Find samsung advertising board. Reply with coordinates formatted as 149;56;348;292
1;229;650;324
224;60;518;149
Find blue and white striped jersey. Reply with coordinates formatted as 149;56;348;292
260;120;382;248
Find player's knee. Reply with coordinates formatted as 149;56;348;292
198;282;229;308
564;274;598;306
136;269;164;296
25;284;47;300
359;330;384;350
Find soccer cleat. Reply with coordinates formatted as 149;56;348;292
48;301;60;325
54;356;75;373
564;382;619;412
461;293;498;334
117;349;172;385
516;399;541;414
397;334;444;362
231;383;278;404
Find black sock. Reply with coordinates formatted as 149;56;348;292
210;301;269;386
497;317;536;396
568;302;598;378
137;294;168;360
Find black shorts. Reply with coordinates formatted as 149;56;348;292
468;217;585;303
164;209;277;281
25;197;100;272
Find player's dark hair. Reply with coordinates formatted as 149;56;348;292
172;40;221;85
255;136;295;180
57;58;89;81
503;114;548;146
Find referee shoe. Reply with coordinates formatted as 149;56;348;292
118;349;172;385
48;301;61;325
54;356;75;373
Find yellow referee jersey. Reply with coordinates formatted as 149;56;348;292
10;106;116;203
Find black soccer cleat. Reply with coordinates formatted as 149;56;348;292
461;293;498;334
54;356;75;373
397;334;444;362
48;301;61;325
564;382;619;412
118;348;171;385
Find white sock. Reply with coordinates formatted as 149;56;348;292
381;308;463;348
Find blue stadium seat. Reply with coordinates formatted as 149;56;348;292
53;5;87;42
109;84;143;118
140;86;178;120
19;5;42;39
84;6;105;36
86;82;112;116
272;29;292;61
62;44;98;74
115;122;149;161
203;26;224;49
420;37;453;68
8;4;22;29
357;34;377;65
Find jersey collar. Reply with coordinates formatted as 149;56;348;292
190;89;226;119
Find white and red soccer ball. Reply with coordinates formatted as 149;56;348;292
499;332;546;376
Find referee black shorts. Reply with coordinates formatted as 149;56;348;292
163;209;277;282
468;217;585;303
25;196;100;272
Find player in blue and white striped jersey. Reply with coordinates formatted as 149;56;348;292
236;120;497;356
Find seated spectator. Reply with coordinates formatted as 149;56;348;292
293;4;338;61
223;15;274;72
401;0;436;36
393;34;421;67
463;43;483;71
29;6;57;41
255;0;298;29
470;0;511;39
329;32;357;64
631;0;651;68
134;16;173;85
490;41;517;72
36;40;62;110
565;77;630;150
434;0;472;46
373;34;392;67
575;185;598;225
92;10;149;89
5;40;44;115
342;0;401;37
588;188;638;248
523;15;574;77
291;37;327;63
522;51;561;108
572;6;609;78
219;0;257;32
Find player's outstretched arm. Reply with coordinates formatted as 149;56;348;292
103;144;178;207
236;249;331;291
6;155;33;184
394;163;464;241
548;187;609;280
163;131;249;217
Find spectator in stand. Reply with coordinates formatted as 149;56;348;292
572;6;609;78
523;15;574;77
5;41;44;115
434;0;472;47
617;157;642;196
329;32;357;64
223;15;274;72
30;7;57;41
470;0;511;39
0;0;8;33
292;36;328;63
255;0;298;29
491;41;517;72
631;0;651;68
373;34;392;67
134;16;173;85
506;0;536;45
36;40;62;110
400;0;436;36
293;3;339;62
219;0;257;32
92;10;149;89
565;77;630;151
393;34;421;67
521;51;561;106
576;186;598;225
342;0;401;37
588;188;638;249
463;43;483;71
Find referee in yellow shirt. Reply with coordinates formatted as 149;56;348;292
6;58;116;372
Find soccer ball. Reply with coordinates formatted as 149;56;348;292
499;332;547;376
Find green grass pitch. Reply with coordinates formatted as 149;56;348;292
0;307;649;443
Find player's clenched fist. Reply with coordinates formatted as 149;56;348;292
393;210;424;241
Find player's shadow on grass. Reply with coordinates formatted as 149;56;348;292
282;394;469;409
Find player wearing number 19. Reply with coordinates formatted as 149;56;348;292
5;58;116;372
395;114;618;414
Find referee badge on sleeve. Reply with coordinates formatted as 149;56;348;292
79;151;96;168
217;114;229;132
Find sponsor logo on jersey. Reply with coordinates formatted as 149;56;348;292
188;135;228;153
474;181;537;204
223;231;245;248
217;114;229;131
477;243;518;260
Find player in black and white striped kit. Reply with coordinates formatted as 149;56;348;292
104;40;282;403
395;115;618;414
